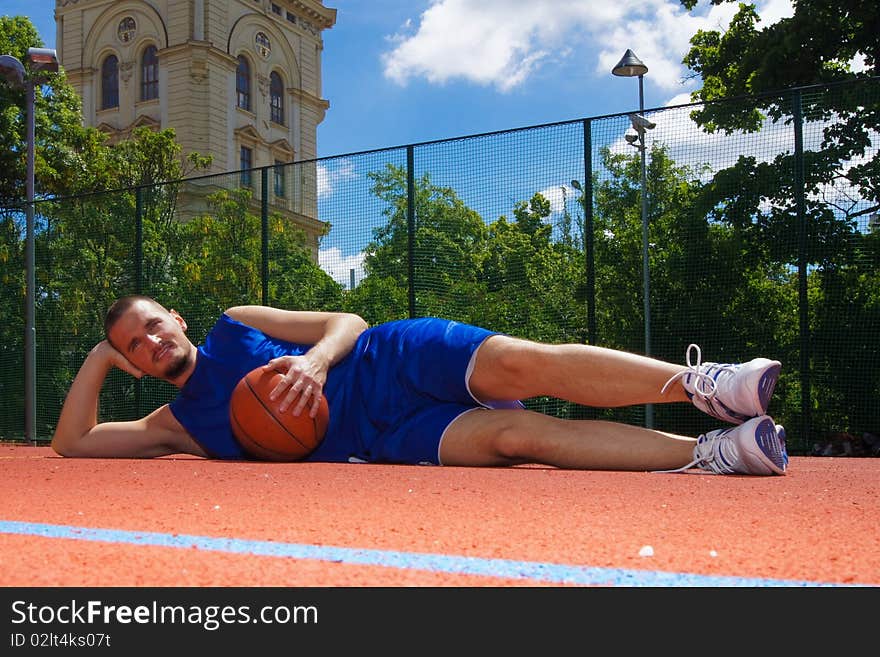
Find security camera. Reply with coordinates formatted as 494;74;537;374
624;133;639;145
26;48;59;74
629;113;656;131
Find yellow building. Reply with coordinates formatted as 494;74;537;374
55;0;337;257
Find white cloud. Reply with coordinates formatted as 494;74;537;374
665;92;694;108
317;158;357;198
606;103;878;222
537;183;577;216
608;103;797;182
318;246;366;288
382;0;793;94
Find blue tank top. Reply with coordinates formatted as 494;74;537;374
168;314;313;459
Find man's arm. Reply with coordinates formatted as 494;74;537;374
225;306;367;364
224;306;368;416
51;341;205;458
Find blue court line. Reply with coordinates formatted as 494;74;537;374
0;520;848;587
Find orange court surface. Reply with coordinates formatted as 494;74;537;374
1;443;877;588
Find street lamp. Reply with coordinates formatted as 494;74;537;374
613;49;655;428
0;47;59;444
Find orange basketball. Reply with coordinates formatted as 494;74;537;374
229;367;329;461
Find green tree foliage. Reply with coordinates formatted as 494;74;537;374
354;164;589;341
1;16;81;207
680;1;879;442
173;187;342;322
355;164;488;322
29;127;212;429
1;16;91;433
586;142;798;431
680;1;877;227
681;1;877;100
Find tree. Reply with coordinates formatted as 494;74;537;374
175;188;341;326
480;193;578;339
588;142;797;433
681;1;878;97
359;164;488;321
679;0;880;442
1;17;97;438
0;16;108;208
680;0;878;221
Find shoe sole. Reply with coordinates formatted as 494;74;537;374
756;362;781;414
747;417;787;475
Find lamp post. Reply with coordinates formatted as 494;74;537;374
0;48;59;444
612;49;655;428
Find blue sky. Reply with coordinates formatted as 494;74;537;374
5;0;796;158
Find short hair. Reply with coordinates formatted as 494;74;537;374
104;295;166;340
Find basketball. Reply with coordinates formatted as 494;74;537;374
229;367;329;461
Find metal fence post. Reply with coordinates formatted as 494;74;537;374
406;146;416;319
261;167;269;305
135;186;143;417
582;119;596;346
793;89;811;448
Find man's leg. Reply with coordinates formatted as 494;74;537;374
438;408;695;470
468;335;689;408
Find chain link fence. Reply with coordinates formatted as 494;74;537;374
1;77;878;456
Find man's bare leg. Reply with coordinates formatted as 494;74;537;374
468;335;689;408
439;408;694;470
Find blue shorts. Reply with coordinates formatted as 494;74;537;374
305;317;524;466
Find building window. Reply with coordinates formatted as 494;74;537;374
240;146;253;187
140;45;158;101
117;17;136;43
101;54;119;109
274;160;286;198
271;4;282;16
236;55;251;111
255;32;271;59
270;72;284;125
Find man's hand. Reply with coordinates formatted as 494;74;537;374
91;340;144;379
223;305;368;419
262;352;328;418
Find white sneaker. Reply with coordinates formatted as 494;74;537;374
661;344;781;424
656;415;788;475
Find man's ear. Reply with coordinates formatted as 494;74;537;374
170;309;187;332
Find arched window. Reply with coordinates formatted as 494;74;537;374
236;55;251;111
141;46;159;100
270;71;284;125
101;54;119;110
141;45;158;101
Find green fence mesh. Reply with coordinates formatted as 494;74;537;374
1;78;878;456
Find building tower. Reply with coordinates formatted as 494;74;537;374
55;0;337;258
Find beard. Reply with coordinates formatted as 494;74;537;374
162;349;193;381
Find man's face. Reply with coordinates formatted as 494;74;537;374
107;299;194;381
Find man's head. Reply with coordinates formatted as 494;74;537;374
104;295;196;384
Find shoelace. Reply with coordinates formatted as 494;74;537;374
653;430;733;475
660;343;735;401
